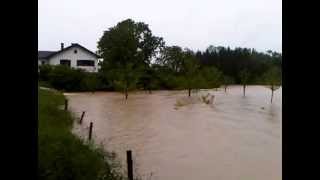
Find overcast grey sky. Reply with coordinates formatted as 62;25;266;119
38;0;281;53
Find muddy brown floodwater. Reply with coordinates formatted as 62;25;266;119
65;85;281;180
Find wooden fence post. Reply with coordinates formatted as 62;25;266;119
79;111;85;124
127;150;133;180
64;99;68;110
88;122;93;141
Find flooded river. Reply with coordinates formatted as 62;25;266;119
65;85;281;180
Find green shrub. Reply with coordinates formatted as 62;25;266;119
39;65;107;92
39;64;53;81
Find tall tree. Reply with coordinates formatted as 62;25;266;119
181;50;201;97
263;66;282;103
156;46;185;73
97;19;163;99
136;22;164;93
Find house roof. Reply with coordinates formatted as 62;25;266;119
38;51;56;59
38;43;100;59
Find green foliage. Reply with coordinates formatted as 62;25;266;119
261;66;281;103
39;64;53;81
82;73;99;92
199;66;223;89
38;20;282;94
239;69;250;96
39;65;104;92
181;51;200;89
196;46;282;84
222;75;235;92
97;19;164;98
223;75;235;86
137;66;160;91
38;89;124;180
239;69;250;85
39;80;53;88
156;46;184;73
262;66;282;90
48;65;86;91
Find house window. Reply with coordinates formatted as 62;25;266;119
60;59;71;67
41;61;45;65
77;60;95;66
74;49;77;54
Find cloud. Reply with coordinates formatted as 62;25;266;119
38;0;281;53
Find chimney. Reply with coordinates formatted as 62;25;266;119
61;43;64;50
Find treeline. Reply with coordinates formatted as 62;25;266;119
39;19;281;98
195;46;281;84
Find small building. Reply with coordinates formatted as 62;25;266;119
38;43;101;72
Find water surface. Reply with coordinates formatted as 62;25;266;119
66;85;282;180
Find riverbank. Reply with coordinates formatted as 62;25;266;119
38;87;123;180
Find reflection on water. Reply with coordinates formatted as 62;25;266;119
66;85;281;180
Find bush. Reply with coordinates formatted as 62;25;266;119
39;65;104;92
199;66;223;89
48;65;86;91
81;73;100;92
39;64;53;81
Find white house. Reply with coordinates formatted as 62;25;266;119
38;43;101;72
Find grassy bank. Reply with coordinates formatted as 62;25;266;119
39;81;53;88
38;88;123;180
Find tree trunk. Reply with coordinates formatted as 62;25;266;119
188;88;191;97
271;87;274;103
224;86;227;93
148;88;152;94
124;86;128;100
143;83;146;91
243;84;246;97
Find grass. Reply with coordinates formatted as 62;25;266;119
39;80;53;88
38;87;124;180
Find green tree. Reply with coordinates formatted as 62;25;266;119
239;69;250;97
156;46;185;73
222;75;234;92
199;66;223;89
138;66;160;94
97;19;161;99
136;22;164;93
181;50;201;97
263;66;282;103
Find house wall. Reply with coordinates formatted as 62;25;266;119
48;47;98;72
38;58;49;65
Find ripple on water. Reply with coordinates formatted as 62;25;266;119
66;86;282;180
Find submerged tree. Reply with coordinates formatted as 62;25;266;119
239;69;250;97
181;50;201;97
222;75;234;93
263;66;282;103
